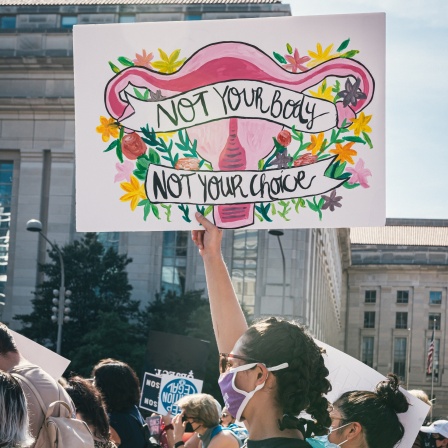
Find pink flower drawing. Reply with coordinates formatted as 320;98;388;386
346;158;372;188
114;160;134;183
284;49;311;73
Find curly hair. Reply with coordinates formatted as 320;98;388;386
65;376;110;440
240;317;332;434
334;373;409;448
92;358;140;413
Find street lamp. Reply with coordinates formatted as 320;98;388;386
268;229;286;316
26;219;71;354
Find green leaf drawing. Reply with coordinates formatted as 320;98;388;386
336;38;350;53
273;52;287;64
161;204;172;222
104;140;118;152
343;181;360;189
255;203;272;222
339;50;360;59
118;56;134;67
286;43;293;54
363;132;374;149
343;136;366;144
204;205;213;217
108;61;120;73
148;148;160;165
258;159;265;170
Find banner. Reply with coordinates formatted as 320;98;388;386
74;14;385;230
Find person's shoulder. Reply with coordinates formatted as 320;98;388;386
211;430;240;448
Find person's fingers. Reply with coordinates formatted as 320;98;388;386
195;212;214;230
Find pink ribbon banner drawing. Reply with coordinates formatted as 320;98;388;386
74;14;385;231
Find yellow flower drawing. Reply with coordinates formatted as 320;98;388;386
307;43;338;68
96;116;119;142
156;131;177;142
152;49;186;74
120;175;147;211
349;112;372;136
309;83;334;102
330;142;358;165
308;133;325;155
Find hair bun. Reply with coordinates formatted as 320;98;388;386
375;373;409;414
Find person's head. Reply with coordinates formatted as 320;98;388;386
329;373;409;448
0;323;18;356
0;371;34;447
220;407;235;427
409;389;432;424
177;393;220;430
420;421;448;448
65;376;110;440
219;317;332;433
91;358;140;413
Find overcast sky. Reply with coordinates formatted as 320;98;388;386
288;0;448;219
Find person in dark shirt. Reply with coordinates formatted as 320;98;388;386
92;359;146;448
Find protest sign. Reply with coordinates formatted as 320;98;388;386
139;372;162;413
11;330;70;380
319;340;430;448
143;331;210;380
74;13;385;231
157;374;203;415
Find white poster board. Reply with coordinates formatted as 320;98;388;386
11;330;71;380
74;13;385;231
320;340;429;448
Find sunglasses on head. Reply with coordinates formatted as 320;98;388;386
219;353;262;374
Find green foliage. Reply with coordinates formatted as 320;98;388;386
15;233;141;374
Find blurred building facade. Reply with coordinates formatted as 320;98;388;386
347;218;448;415
0;0;348;349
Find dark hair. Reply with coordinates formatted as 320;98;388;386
334;373;409;448
240;317;332;435
0;323;18;355
92;358;140;412
65;376;110;440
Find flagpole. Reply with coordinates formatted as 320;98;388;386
406;327;411;389
430;318;436;423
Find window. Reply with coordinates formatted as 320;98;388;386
394;338;407;381
395;312;408;329
61;16;77;29
364;311;375;328
97;232;119;253
119;15;135;23
0;16;16;29
397;290;409;304
365;290;376;303
185;14;202;20
362;337;374;367
161;231;187;296
429;314;441;330
429;291;442;305
231;229;258;315
0;162;13;296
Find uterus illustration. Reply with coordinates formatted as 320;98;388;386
105;42;374;228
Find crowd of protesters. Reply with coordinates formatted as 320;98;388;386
0;214;443;447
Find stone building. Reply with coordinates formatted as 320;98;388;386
347;218;448;416
0;0;348;349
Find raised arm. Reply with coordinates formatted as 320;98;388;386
192;212;248;353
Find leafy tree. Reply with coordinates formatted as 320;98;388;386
137;290;221;400
15;233;142;373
